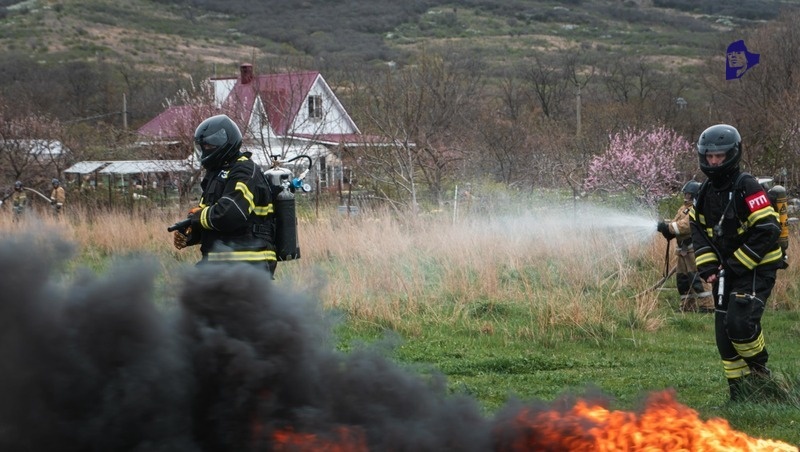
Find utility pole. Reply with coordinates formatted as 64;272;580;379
576;85;582;137
122;93;128;131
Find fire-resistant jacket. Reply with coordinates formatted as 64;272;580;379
10;190;26;209
690;172;782;279
668;201;694;253
187;152;276;265
50;186;65;206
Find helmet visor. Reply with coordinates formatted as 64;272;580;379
194;128;228;154
698;145;730;155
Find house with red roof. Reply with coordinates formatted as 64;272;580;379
137;63;382;189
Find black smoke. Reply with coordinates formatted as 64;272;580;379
0;237;498;451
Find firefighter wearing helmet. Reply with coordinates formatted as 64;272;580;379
10;181;27;218
172;114;277;276
689;124;783;402
50;178;65;215
657;181;714;313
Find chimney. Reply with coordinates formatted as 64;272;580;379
240;63;254;84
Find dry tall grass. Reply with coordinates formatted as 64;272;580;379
3;203;797;341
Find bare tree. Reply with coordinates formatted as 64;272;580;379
0;99;68;188
345;51;483;211
154;78;223;202
701;11;800;184
469;107;530;187
601;54;658;104
520;54;570;120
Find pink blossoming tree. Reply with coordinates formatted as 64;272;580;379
584;126;693;206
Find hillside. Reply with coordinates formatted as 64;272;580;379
2;0;800;152
2;0;800;73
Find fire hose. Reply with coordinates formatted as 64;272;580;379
633;234;676;298
23;187;53;203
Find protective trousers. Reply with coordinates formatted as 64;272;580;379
712;268;776;399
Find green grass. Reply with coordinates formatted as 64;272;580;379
335;293;800;446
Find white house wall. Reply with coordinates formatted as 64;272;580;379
289;78;358;135
212;78;237;108
247;97;278;144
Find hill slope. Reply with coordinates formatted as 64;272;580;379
2;0;800;73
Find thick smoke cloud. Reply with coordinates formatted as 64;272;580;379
0;237;495;451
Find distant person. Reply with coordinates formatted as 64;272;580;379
50;178;65;215
726;40;760;80
10;181;27;219
657;181;714;313
690;124;783;402
172;114;278;277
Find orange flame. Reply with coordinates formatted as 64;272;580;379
262;391;796;451
272;426;368;452
495;391;797;451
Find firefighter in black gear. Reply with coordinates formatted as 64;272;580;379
173;114;277;276
689;124;783;401
657;181;714;312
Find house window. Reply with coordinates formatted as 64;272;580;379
308;95;322;119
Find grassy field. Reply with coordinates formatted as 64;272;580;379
2;197;799;448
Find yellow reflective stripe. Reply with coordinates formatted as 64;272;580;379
235;181;255;213
207;250;277;262
696;252;718;267
253;204;273;216
722;359;751;379
747;208;778;227
733;247;783;268
734;248;758;270
761;247;783;264
734;332;766;358
200;206;211;229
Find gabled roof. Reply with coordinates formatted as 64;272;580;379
138;65;361;145
246;71;318;136
137;105;216;139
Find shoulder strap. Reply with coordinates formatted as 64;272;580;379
695;179;709;210
735;172;752;192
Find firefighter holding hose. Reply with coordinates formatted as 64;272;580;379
657;181;714;313
689;124;783;402
50;178;65;215
10;181;27;219
171;114;277;277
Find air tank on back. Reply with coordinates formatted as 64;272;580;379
264;154;312;261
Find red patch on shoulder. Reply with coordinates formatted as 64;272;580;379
745;191;770;213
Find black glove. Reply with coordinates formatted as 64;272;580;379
657;221;675;240
186;206;203;229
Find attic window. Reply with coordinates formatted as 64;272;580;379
308;95;323;119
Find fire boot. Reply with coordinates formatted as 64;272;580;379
679;294;698;312
697;292;715;313
728;377;746;402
